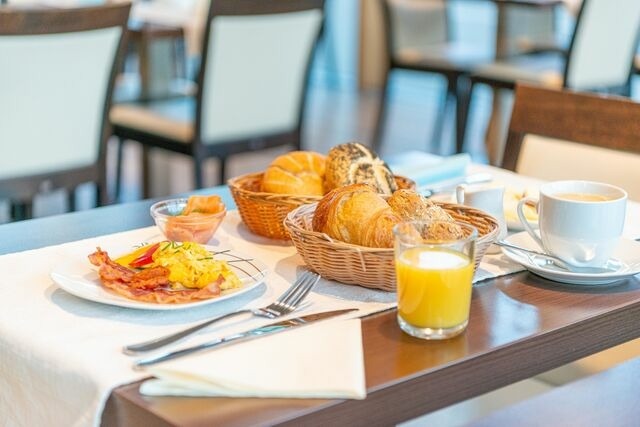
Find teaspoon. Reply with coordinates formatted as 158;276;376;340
495;240;623;274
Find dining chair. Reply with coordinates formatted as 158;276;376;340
503;84;640;200
0;4;130;220
502;83;640;384
373;0;561;156
110;0;325;198
372;0;494;155
463;0;640;165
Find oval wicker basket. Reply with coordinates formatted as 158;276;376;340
283;201;500;291
228;172;415;240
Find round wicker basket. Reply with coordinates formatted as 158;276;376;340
283;201;500;291
228;173;415;240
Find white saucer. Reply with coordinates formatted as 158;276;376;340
501;232;640;286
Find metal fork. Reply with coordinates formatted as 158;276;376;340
123;270;320;354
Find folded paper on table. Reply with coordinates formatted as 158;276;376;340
387;152;470;188
474;252;526;284
140;318;367;399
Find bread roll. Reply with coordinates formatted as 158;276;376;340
313;184;400;248
388;189;454;222
388;190;464;240
324;142;397;194
262;151;326;196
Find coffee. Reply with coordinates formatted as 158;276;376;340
555;192;614;202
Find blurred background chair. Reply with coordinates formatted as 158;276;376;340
373;0;566;158
0;3;130;220
464;0;640;166
110;0;325;199
373;0;493;156
116;0;206;103
502;83;640;384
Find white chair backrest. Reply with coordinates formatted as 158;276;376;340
565;0;640;90
199;9;322;144
386;0;447;56
0;27;122;179
517;135;640;201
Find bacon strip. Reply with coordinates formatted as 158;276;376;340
88;247;222;304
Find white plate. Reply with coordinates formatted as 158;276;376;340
504;186;539;231
501;232;640;286
50;245;268;310
506;217;538;232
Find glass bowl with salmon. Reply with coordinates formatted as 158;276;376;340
150;195;226;244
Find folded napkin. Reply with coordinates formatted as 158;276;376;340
474;251;526;284
386;151;470;188
140;318;366;399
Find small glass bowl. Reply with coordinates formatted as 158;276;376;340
150;198;226;244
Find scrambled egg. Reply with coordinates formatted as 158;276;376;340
152;241;241;290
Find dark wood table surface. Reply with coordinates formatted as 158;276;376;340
2;185;639;426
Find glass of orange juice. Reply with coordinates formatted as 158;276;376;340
393;220;477;340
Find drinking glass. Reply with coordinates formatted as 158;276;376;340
393;221;477;340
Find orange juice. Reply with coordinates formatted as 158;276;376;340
396;247;473;329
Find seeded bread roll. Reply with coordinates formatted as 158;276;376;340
388;190;464;240
388;189;454;222
262;151;326;196
324;142;397;194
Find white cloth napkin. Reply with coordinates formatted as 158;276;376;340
386;152;470;188
140;318;366;399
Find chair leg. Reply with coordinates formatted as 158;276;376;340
96;182;107;208
114;136;124;203
67;188;76;212
11;201;32;221
194;155;204;189
455;77;472;154
293;128;303;151
431;76;456;154
372;71;391;154
218;157;227;186
142;145;152;199
485;88;515;166
10;202;21;221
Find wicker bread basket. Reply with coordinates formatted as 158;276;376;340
283;201;500;291
228;172;415;240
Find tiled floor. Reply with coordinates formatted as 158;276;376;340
400;378;555;427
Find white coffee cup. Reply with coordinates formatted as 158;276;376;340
517;180;627;268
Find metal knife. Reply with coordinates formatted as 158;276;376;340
134;308;358;368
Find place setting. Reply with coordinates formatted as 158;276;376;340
497;180;640;286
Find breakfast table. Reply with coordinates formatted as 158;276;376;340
2;161;640;426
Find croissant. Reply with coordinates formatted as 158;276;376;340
312;184;400;248
313;186;464;247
